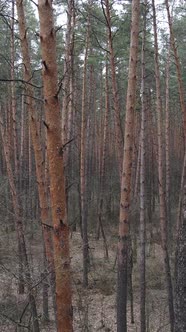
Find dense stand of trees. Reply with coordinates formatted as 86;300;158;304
0;0;185;331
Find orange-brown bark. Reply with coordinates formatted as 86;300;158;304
117;1;140;331
38;1;73;330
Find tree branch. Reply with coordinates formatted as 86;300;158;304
0;78;42;89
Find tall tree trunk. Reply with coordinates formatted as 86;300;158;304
117;1;140;331
62;0;75;147
66;0;75;165
38;1;73;331
134;140;141;200
101;0;123;179
80;10;90;287
10;0;18;176
165;46;171;225
152;1;175;331
97;61;109;258
139;2;147;331
19;94;24;191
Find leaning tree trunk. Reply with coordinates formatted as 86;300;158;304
117;1;140;331
152;1;175;331
38;1;73;331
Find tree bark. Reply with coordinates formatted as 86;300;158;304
165;46;171;225
38;1;73;331
80;9;90;287
10;0;18;176
62;0;75;152
139;2;147;331
97;61;109;258
117;1;140;331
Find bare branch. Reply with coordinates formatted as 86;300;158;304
0;78;42;89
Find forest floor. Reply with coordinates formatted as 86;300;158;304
0;226;173;332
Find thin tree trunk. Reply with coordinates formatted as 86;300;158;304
128;238;134;324
66;1;75;173
101;0;123;179
152;2;175;331
176;154;186;237
165;0;186;233
80;11;90;287
19;94;24;191
38;1;73;331
62;0;75;147
10;7;25;284
139;2;147;330
41;271;49;322
134;139;141;200
175;184;186;332
165;0;186;138
10;0;18;176
117;1;140;331
165;5;186;291
0;110;40;332
97;61;109;258
15;0;56;321
165;46;171;224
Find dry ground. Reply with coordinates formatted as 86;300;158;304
0;227;173;331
